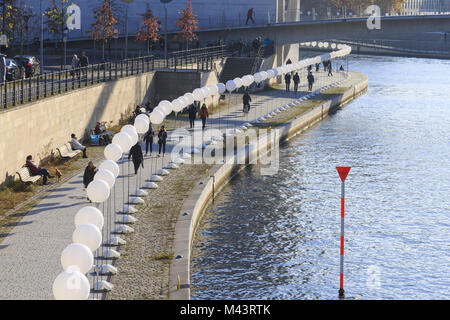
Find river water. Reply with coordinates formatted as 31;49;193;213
190;55;450;300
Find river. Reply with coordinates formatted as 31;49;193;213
190;55;450;300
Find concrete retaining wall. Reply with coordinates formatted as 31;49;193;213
169;72;368;300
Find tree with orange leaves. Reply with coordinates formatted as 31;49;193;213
88;0;118;61
136;3;160;55
175;0;199;50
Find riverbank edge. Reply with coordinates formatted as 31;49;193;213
168;72;369;300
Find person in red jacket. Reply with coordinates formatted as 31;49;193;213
23;155;53;185
246;8;255;25
198;104;209;130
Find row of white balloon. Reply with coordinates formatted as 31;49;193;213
53;116;151;300
146;43;353;128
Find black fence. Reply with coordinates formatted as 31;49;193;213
1;45;226;109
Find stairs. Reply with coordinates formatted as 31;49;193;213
219;57;257;83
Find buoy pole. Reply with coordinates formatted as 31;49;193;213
336;166;351;300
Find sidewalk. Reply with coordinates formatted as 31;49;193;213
0;69;350;299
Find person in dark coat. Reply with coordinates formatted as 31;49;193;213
158;125;168;156
315;63;320;72
188;104;197;129
293;72;300;93
328;61;333;77
23;155;53;185
128;142;144;175
243;91;252;112
307;72;315;91
198;104;209;130
143;125;154;155
284;73;291;92
83;161;96;189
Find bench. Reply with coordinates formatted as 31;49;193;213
16;167;41;184
57;143;82;159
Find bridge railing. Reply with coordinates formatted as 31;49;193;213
1;46;227;110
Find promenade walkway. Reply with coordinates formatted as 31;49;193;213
0;69;350;299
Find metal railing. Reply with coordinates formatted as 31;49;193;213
1;46;226;109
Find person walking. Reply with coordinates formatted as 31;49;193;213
243;91;252;113
143;125;154;155
158;125;168;156
188;103;197;129
70;133;88;158
128;142;144;175
83;161;96;201
23;155;54;185
71;54;80;78
293;72;300;94
284;73;291;92
198;104;209;130
328;61;333;76
315;63;320;72
246;8;255;25
307;72;315;91
79;51;89;77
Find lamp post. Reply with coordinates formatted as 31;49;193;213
121;0;134;60
160;0;173;67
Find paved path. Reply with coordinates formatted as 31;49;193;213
0;69;350;299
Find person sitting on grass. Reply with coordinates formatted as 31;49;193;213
94;122;111;144
23;155;53;185
71;133;88;158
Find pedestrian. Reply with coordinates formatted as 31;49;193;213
316;63;320;72
198;104;209;130
307;72;315;91
23;155;54;185
243;91;252;113
71;54;80;78
293;72;300;93
128;142;144;175
340;65;345;71
188;103;197;129
237;38;244;57
83;161;96;201
328;61;333;76
79;51;89;77
284;73;291;92
246;8;255;25
144;124;154;155
158;125;167;156
307;65;312;73
0;53;6;84
71;133;88;158
323;60;328;72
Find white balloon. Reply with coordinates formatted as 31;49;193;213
178;96;188;108
171;98;183;112
184;92;195;104
136;114;150;124
150;109;165;124
267;70;275;78
121;124;136;134
201;87;209;98
94;169;115;189
159;100;173;115
112;132;132;153
233;77;243;88
104;143;122;162
217;83;226;94
226;80;236;92
192;88;204;101
75;206;104;230
260;71;269;80
254;73;263;83
207;84;218;95
134;117;150;134
99;160;119;178
86;179;110;203
72;223;102;252
61;243;94;274
121;127;138;145
53;270;90;300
